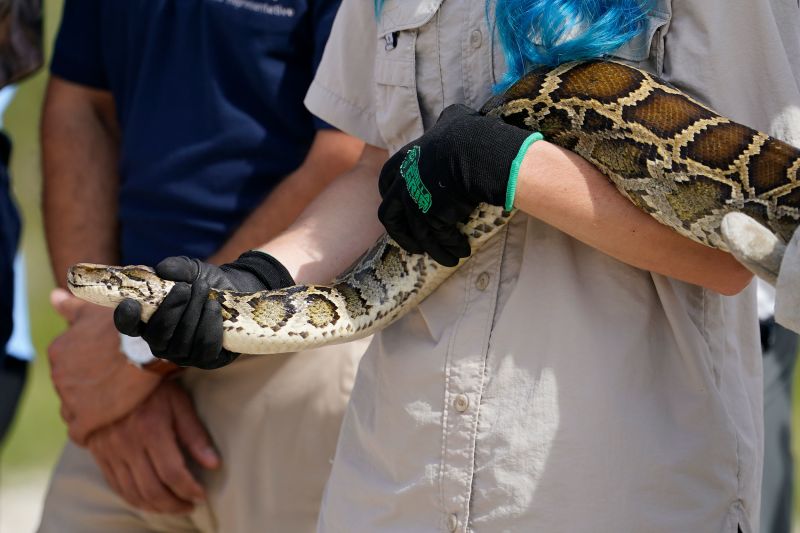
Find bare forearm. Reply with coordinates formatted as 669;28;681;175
258;144;386;284
515;141;752;295
210;130;363;264
42;77;121;286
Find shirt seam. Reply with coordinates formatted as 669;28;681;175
438;258;476;531
436;10;445;116
460;4;471;107
461;228;507;530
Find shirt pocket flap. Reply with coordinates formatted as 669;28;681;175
611;10;671;62
375;56;415;87
377;0;445;36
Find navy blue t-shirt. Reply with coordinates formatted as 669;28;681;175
51;0;339;265
0;135;19;353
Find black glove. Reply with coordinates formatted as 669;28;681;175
114;251;294;370
378;103;537;266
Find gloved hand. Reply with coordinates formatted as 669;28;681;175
378;103;541;266
113;251;294;369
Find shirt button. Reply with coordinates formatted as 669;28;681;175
469;29;483;49
454;394;469;413
475;271;490;291
447;513;459;532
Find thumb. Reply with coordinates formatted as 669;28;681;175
50;288;85;324
169;386;221;470
437;103;476;125
67;420;93;448
155;256;201;283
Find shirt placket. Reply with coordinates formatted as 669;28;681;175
438;228;506;533
461;0;495;109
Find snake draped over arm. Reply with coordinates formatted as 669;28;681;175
68;60;800;354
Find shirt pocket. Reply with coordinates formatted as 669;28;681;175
609;2;672;76
373;0;444;154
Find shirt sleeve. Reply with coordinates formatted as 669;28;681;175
308;0;341;130
50;0;108;90
304;0;385;147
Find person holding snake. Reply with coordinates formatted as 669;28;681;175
105;0;800;530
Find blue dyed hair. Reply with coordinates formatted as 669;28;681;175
374;0;652;89
494;0;653;88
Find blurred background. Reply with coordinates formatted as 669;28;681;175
1;1;800;532
1;0;67;530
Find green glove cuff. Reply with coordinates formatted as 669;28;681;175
505;132;544;212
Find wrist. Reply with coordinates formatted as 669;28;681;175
229;250;295;290
461;115;537;206
505;132;544;211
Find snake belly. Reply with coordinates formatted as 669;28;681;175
68;60;800;355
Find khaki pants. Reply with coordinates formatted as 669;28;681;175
38;340;367;533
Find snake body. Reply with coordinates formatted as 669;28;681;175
68;60;800;355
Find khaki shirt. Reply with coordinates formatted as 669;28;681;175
306;0;800;531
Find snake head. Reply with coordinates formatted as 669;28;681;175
67;263;174;312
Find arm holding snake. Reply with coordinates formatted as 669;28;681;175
105;77;752;368
513;128;752;295
76;61;800;364
377;102;750;295
267;138;749;292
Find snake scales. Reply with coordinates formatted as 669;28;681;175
68;60;800;355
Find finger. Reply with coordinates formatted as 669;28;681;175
92;452;124;500
378;156;403;197
108;457;152;511
405;209;460;266
156;256;201;283
434;196;475;226
432;104;470;134
59;404;75;424
89;434;153;511
383;213;425;255
438;103;477;125
114;299;146;337
50;288;84;324
142;283;192;356
433;228;471;262
378;191;424;255
144;411;208;504
145;440;206;505
427;216;471;259
120;462;161;513
67;420;93;447
196;348;240;371
128;447;193;513
166;279;211;360
188;298;227;369
169;386;221;470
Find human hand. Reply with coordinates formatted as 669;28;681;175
86;379;220;513
49;288;162;445
377;104;538;266
113;252;294;369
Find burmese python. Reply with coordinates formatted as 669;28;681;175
68;60;800;355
